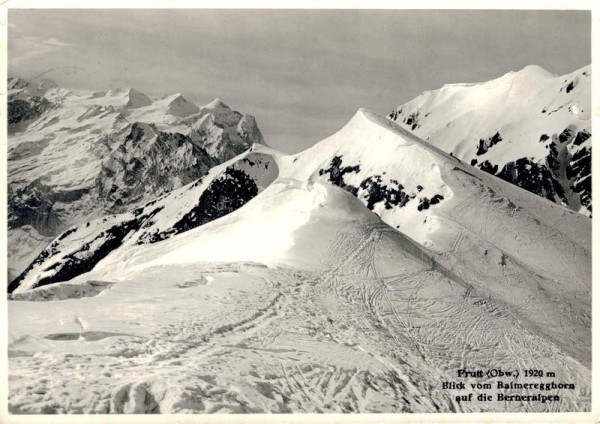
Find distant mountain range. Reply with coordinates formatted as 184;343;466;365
7;78;264;280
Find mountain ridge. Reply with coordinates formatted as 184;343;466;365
388;64;592;216
11;108;590;367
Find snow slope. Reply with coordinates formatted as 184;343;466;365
389;65;592;216
8;109;591;413
7;78;264;278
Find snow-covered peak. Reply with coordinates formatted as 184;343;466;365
293;107;453;174
91;87;153;109
164;93;200;118
389;64;592;216
8;77;61;100
188;105;264;162
510;64;556;79
204;97;230;110
125;88;153;108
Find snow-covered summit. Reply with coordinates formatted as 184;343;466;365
389;64;591;216
513;64;556;78
204;97;230;110
164;93;201;117
89;87;153;109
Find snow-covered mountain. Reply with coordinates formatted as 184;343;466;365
388;65;592;216
9;109;590;413
7;78;264;280
8;150;278;293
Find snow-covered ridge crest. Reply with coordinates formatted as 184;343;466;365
389;64;592;216
13;106;590;299
282;108;455;245
90;87;153;109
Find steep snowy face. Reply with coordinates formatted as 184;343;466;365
164;93;201;117
7;79;265;279
283;110;590;312
389;65;592;216
284;109;453;247
89;87;153;109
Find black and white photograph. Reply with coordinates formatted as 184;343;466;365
2;3;596;420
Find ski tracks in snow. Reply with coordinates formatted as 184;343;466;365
8;224;591;413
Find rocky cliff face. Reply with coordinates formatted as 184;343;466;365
7;78;265;279
188;99;265;162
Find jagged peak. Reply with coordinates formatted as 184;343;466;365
104;87;149;97
166;93;194;106
127;121;160;141
126;87;144;94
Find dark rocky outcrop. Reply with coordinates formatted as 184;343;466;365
497;158;566;204
358;176;414;210
318;156;442;213
567;147;592;213
417;194;445;211
8;96;52;130
139;167;259;244
476;132;502;156
8;207;163;293
318;156;361;196
573;130;591;146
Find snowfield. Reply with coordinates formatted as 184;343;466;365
7;106;591;413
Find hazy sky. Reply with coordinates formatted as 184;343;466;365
8;9;591;153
